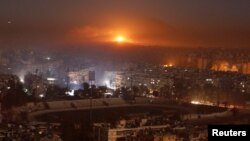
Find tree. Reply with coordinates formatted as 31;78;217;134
160;84;172;98
24;72;34;92
82;82;90;97
24;72;46;97
83;82;90;90
132;86;139;96
2;80;29;109
45;85;66;100
152;90;159;97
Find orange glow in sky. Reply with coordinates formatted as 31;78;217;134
114;35;126;43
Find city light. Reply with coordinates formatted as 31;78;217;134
104;79;116;89
65;90;75;96
191;100;201;105
47;77;56;81
191;100;214;106
39;94;45;98
20;78;24;83
72;81;78;84
163;64;173;67
46;57;51;60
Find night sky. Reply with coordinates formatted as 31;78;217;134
1;0;250;48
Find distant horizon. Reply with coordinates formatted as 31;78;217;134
1;0;250;49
